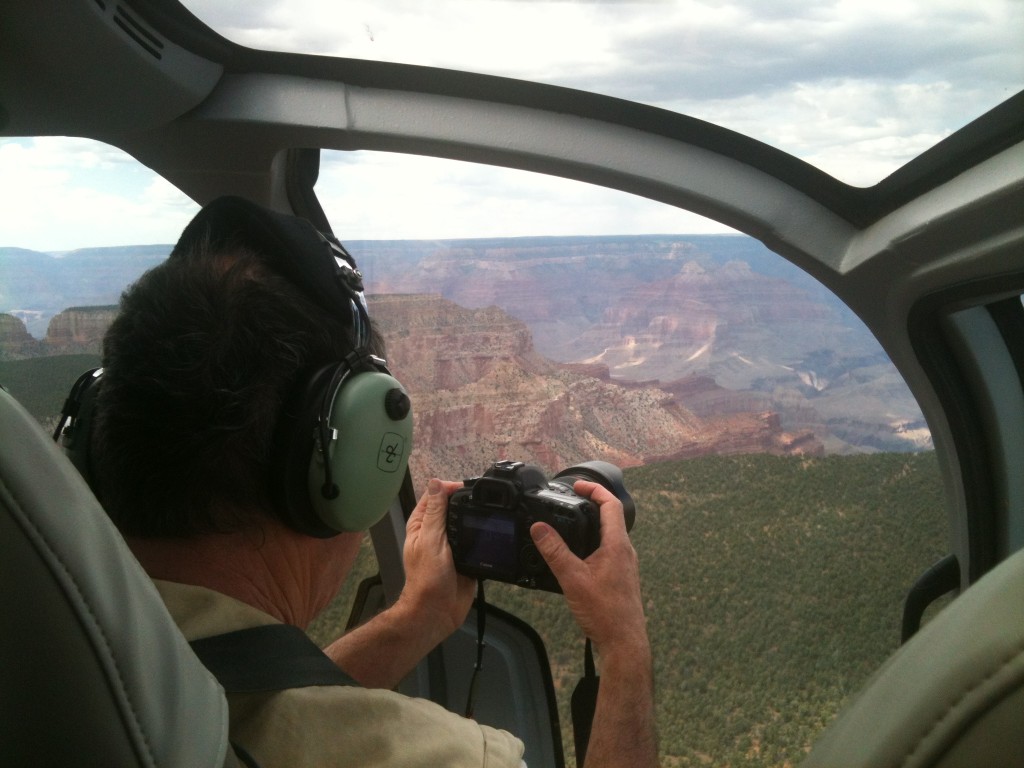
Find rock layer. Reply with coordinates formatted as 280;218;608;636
369;294;819;484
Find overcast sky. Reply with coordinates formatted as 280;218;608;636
2;0;1021;251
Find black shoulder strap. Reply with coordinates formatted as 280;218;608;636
189;624;359;693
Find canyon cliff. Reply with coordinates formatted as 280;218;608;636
43;306;117;354
352;236;928;453
3;234;928;453
0;307;117;357
0;313;42;358
369;294;820;483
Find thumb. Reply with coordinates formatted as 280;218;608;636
422;478;447;518
407;478;445;533
530;522;575;577
426;477;444;498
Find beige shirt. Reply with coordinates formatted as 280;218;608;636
156;580;526;768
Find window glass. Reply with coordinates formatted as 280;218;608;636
316;149;946;766
944;298;1024;555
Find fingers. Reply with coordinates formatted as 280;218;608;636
529;481;627;575
532;520;597;603
420;477;446;520
574;480;629;542
530;480;645;651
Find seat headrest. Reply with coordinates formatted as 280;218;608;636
803;545;1024;768
0;386;231;766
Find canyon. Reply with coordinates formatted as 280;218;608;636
0;234;930;462
350;235;928;453
0;295;821;484
368;294;820;482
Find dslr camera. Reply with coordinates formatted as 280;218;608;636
446;459;636;592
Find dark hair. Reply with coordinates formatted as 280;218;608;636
92;239;383;537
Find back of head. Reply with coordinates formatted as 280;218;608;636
92;199;382;538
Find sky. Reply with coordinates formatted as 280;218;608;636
2;0;1022;252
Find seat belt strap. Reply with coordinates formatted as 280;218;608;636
189;623;359;693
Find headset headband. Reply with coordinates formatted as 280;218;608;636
172;196;370;347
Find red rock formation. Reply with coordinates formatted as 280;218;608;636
368;294;821;486
44;306;118;354
0;313;43;358
14;294;822;485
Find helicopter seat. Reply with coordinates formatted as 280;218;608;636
0;385;235;766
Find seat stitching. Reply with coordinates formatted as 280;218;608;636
1;476;157;766
899;638;1024;767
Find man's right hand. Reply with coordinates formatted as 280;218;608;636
529;480;646;653
529;480;658;768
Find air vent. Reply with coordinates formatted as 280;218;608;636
113;4;164;60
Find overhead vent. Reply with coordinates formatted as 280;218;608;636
1;0;222;136
112;3;165;60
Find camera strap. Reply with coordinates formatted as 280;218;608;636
571;638;600;765
461;578;601;766
464;579;487;718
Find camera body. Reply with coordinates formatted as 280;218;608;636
446;459;634;593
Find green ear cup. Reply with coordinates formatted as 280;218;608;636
308;371;413;532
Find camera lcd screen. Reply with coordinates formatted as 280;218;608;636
461;513;517;572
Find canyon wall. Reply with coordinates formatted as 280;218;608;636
4;235;927;453
369;294;820;484
43;306;118;354
0;313;42;358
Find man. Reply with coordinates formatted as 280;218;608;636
91;198;656;767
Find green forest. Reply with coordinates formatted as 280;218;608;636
0;353;101;429
312;451;948;767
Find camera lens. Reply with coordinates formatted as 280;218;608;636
552;461;635;531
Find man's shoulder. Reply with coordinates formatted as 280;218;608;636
230;684;525;767
153;579;278;640
154;579;525;767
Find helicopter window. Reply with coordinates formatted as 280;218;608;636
0;135;950;766
311;149;948;766
0;135;950;765
179;0;1024;188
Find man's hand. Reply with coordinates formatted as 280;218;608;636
530;480;658;768
395;478;477;641
324;478;475;689
530;480;647;654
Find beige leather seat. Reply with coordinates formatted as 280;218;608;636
0;386;236;766
804;545;1024;767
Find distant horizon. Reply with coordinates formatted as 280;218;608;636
1;232;801;342
2;230;749;258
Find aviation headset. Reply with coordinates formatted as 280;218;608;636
55;196;413;538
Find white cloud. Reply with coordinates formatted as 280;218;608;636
663;79;965;184
0;138;198;252
315;151;731;240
